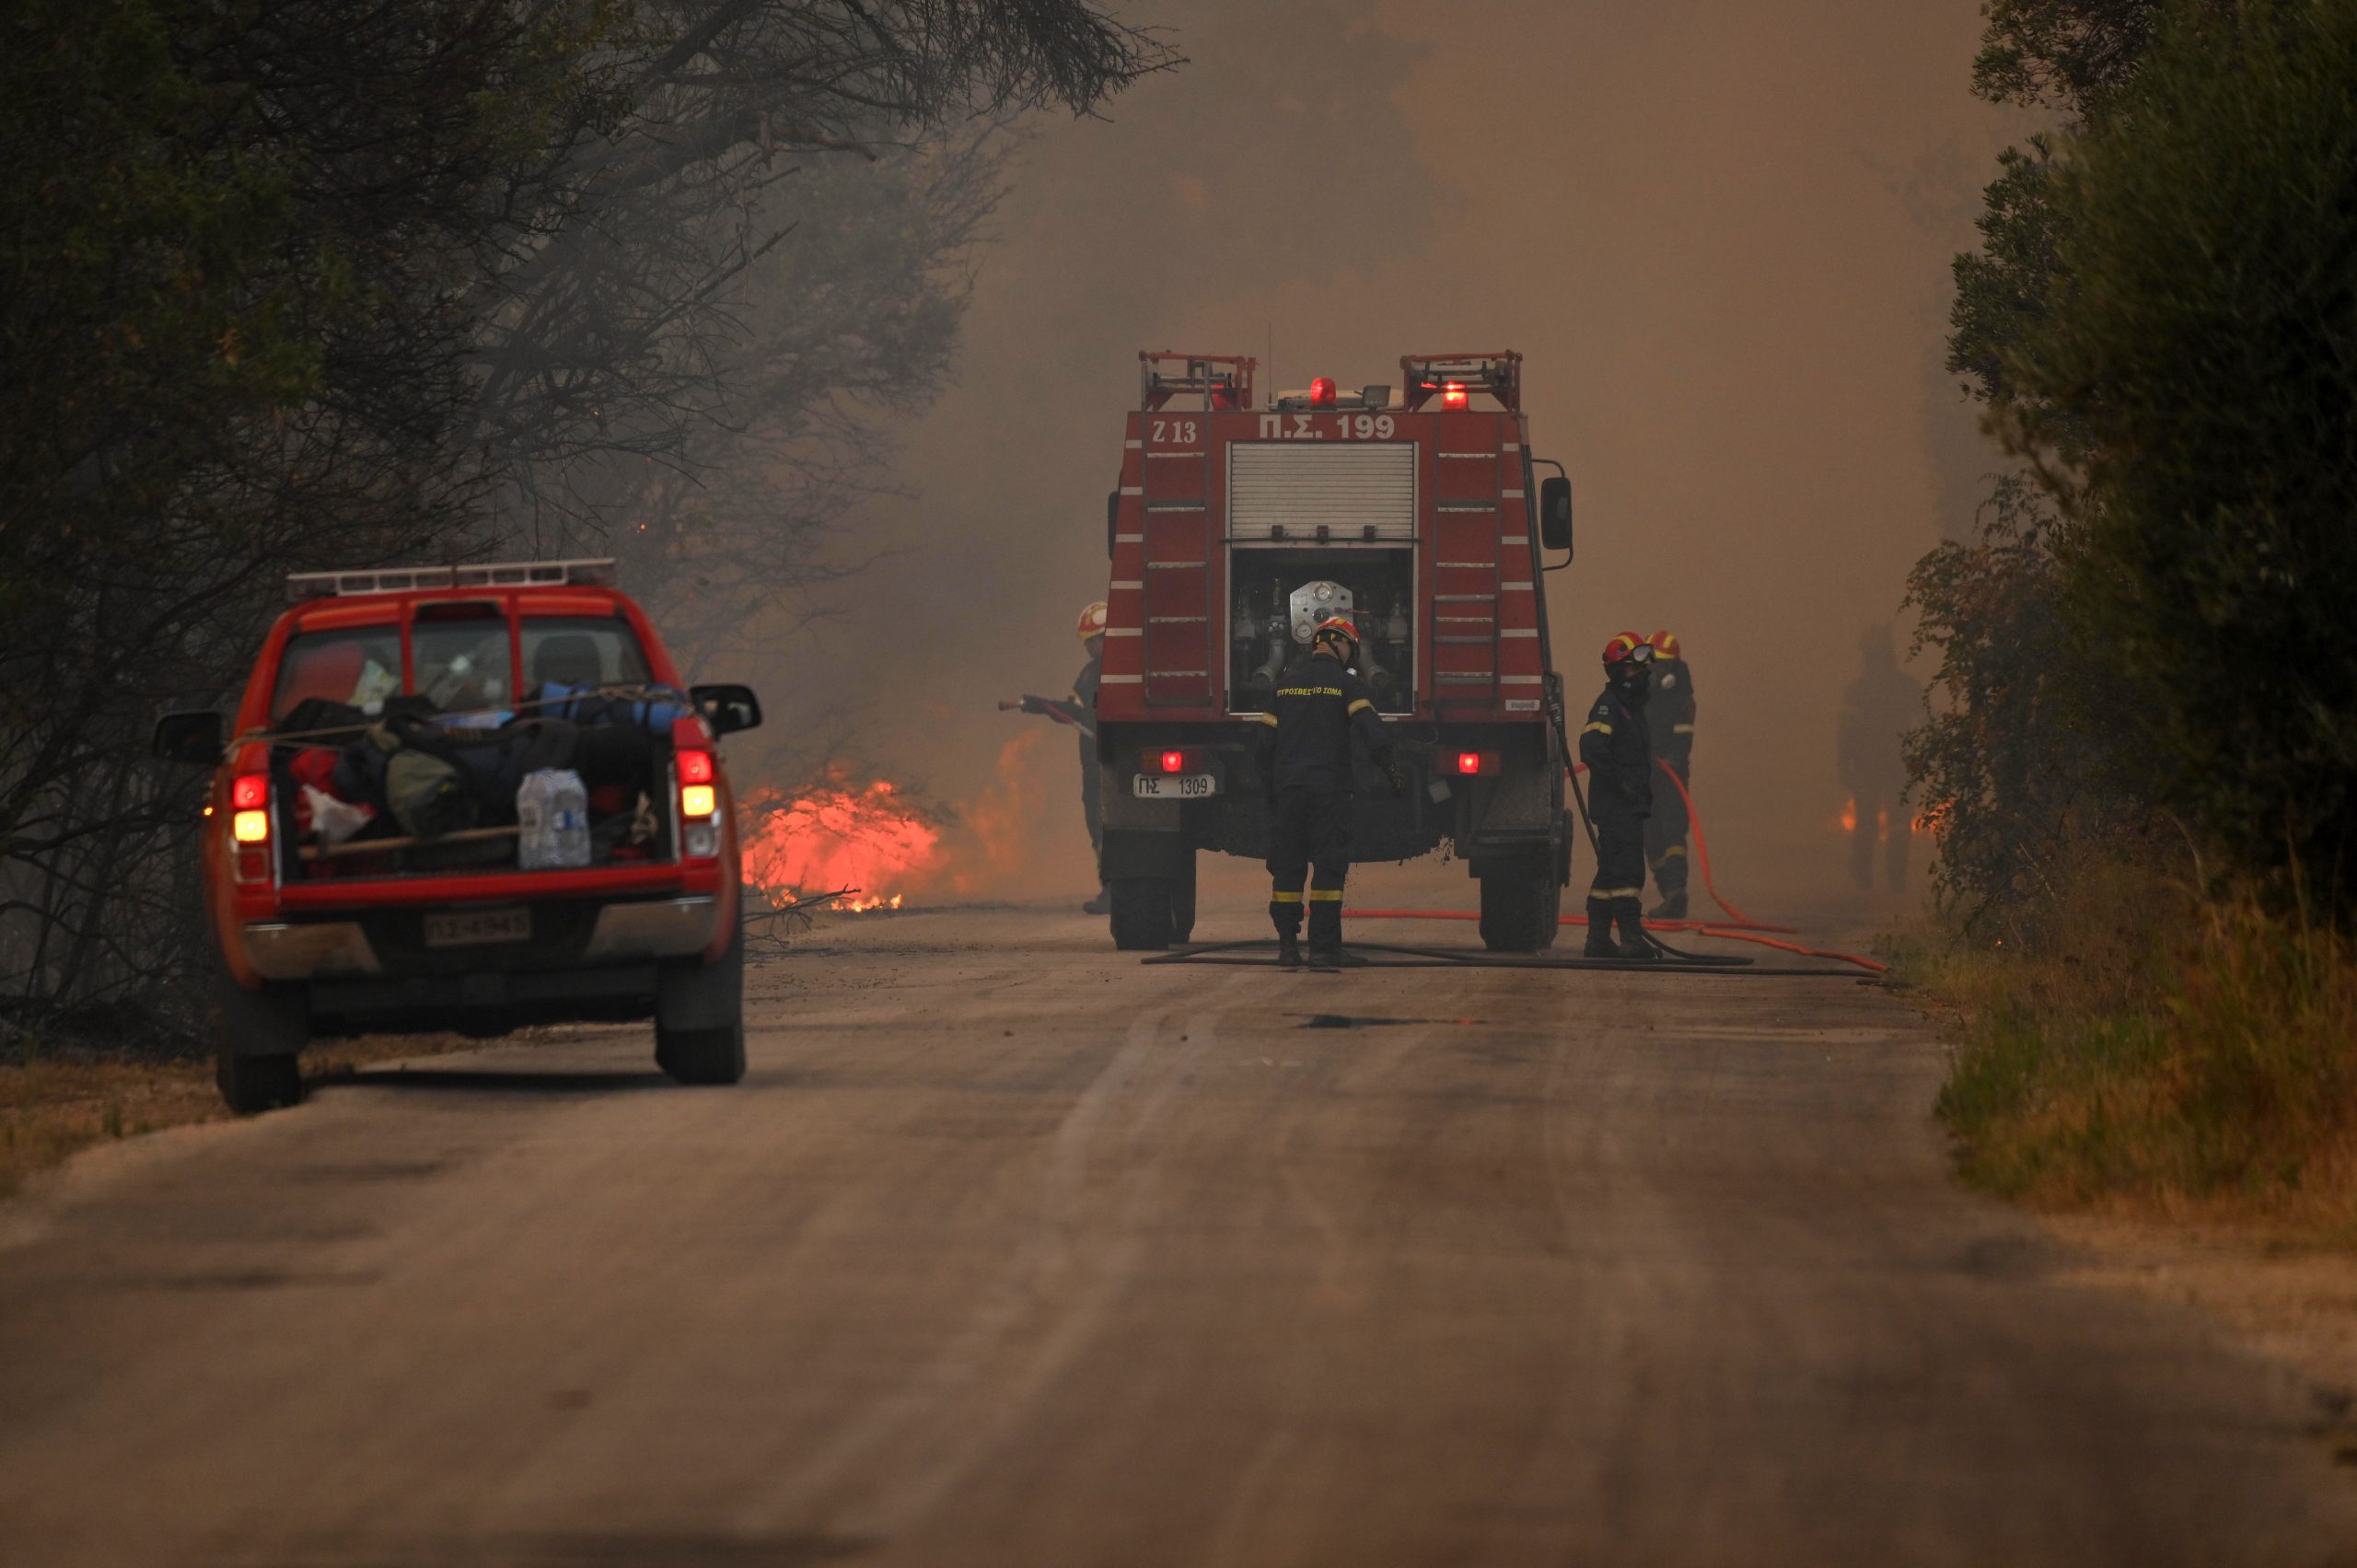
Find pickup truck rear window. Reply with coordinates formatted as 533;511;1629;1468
521;617;651;692
272;613;653;726
272;628;401;721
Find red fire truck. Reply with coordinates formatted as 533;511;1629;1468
1095;351;1575;952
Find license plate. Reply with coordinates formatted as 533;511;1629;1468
1134;772;1217;799
424;907;532;948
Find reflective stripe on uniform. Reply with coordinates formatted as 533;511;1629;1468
1270;889;1303;903
1306;889;1343;902
1591;885;1643;898
1346;698;1373;716
1659;845;1685;857
1581;720;1612;736
1673;724;1695;734
1253;712;1279;727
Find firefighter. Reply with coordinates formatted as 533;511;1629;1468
1643;629;1697;919
1074;601;1110;914
1253;617;1404;970
1579;633;1657;960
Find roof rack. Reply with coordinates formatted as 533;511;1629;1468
1140;351;1256;412
285;558;618;603
1400;351;1523;412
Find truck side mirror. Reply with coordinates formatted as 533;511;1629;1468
1106;487;1120;558
690;683;763;737
1538;476;1573;556
152;709;225;765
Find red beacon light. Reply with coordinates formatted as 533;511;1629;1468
1441;380;1469;411
1309;377;1337;409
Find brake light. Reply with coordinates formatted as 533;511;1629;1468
1441;380;1469;411
1140;747;1201;774
1456;752;1482;775
1161;749;1186;774
230;773;271;846
677;748;718;826
227;773;272;884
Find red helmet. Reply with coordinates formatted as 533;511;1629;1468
1076;601;1109;642
1312;616;1362;659
1601;631;1653;670
1649;630;1680;660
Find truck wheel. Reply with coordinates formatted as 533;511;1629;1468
212;969;308;1114
1109;877;1175;951
656;918;747;1086
1170;854;1198;946
1479;852;1562;954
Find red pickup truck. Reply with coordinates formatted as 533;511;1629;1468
153;560;761;1112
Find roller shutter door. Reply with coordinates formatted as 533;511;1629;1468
1229;444;1416;540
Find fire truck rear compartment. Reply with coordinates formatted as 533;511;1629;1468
1225;548;1416;714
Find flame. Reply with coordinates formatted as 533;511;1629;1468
739;772;944;912
1911;799;1950;835
1837;796;1858;834
735;730;1049;914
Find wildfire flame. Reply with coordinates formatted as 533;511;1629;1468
739;773;943;912
736;731;1050;915
1838;796;1858;834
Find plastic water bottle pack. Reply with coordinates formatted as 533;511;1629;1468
517;768;591;869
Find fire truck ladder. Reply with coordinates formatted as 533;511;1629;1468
1429;435;1513;711
1137;355;1248;708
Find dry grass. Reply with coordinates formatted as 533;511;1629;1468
1893;858;2357;1246
0;1031;482;1201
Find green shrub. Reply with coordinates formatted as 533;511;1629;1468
2006;0;2357;919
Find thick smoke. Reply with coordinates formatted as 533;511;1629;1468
769;0;2019;911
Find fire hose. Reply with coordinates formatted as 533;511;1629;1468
1150;723;1885;976
1342;755;1884;973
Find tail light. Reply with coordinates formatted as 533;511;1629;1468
1453;751;1497;776
678;750;719;859
229;773;272;883
1140;747;1202;774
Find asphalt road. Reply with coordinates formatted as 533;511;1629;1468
4;902;2355;1567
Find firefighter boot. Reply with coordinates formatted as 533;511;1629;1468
1615;901;1657;962
1276;937;1303;970
1647;889;1689;921
1583;898;1618;958
1082;883;1111;916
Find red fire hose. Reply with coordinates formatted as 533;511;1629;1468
1345;761;1887;974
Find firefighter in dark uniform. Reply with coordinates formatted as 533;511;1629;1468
1253;616;1403;970
1074;601;1109;914
1579;632;1657;960
1643;629;1697;919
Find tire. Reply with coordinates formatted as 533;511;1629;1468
656;917;747;1086
1109;877;1176;951
1479;851;1562;953
211;966;308;1114
1170;854;1198;946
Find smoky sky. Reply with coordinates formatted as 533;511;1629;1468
755;0;2026;903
